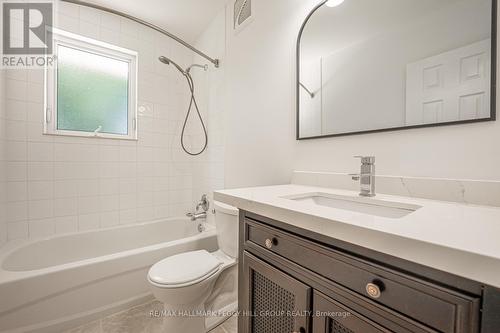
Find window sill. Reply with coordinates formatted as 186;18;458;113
42;131;138;141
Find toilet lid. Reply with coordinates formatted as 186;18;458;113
148;250;222;286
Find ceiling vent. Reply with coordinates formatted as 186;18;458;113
233;0;253;34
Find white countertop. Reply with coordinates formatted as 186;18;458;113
214;184;500;288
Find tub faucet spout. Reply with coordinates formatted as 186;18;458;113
186;212;207;221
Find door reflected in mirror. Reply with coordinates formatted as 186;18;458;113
297;0;496;139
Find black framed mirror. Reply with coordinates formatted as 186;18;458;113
297;0;497;139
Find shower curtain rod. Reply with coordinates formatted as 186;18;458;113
60;0;220;68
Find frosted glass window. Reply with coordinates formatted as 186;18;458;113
45;30;137;140
57;45;129;135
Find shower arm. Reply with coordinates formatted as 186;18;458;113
61;0;220;68
187;64;208;73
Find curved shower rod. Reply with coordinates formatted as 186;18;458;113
60;0;220;68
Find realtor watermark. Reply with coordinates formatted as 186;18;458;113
149;309;352;319
2;1;55;68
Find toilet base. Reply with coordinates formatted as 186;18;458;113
161;303;206;333
149;251;238;333
205;301;238;331
160;301;237;333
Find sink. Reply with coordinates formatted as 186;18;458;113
284;193;421;219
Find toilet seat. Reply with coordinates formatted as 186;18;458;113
148;250;222;288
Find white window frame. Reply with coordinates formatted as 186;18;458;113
44;29;138;140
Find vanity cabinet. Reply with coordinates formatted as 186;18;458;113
241;252;310;333
237;211;497;333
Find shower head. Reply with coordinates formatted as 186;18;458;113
158;56;170;65
158;56;186;74
159;56;209;75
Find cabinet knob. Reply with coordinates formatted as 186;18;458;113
265;237;277;249
366;280;385;299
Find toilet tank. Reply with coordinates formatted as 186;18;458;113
214;201;239;258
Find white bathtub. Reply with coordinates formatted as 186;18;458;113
0;218;217;333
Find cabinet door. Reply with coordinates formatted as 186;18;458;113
313;291;391;333
241;252;311;333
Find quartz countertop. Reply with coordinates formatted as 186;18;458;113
214;184;500;288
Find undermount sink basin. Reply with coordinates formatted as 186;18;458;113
284;193;421;219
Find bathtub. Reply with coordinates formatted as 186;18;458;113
0;218;217;333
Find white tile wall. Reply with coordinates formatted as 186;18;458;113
2;2;206;242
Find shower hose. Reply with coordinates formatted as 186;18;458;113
180;71;208;156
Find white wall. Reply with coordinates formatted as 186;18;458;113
221;0;313;188
2;2;198;242
216;0;500;186
296;3;500;180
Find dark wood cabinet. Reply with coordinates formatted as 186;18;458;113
238;210;499;333
240;252;310;333
312;291;390;333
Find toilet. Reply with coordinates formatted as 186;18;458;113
147;201;238;332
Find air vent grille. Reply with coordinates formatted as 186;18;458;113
234;0;252;31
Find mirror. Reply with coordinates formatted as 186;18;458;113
297;0;497;139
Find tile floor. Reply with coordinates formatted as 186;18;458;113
64;300;237;333
208;315;237;333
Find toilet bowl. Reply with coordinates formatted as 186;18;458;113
148;201;238;332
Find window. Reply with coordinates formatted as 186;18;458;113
45;30;137;140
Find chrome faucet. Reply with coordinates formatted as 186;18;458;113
187;194;210;221
187;211;207;221
350;156;376;197
196;194;209;212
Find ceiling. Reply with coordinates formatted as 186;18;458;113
87;0;228;42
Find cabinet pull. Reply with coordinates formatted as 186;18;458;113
265;237;278;249
366;279;385;299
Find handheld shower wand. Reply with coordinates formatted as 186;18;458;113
158;56;208;156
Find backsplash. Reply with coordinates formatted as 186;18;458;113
292;171;500;207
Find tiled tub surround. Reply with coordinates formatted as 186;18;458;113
0;3;228;332
3;2;203;242
292;171;500;207
0;218;217;332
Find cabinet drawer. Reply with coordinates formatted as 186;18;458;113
244;218;479;333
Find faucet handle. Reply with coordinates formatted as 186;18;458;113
354;156;375;164
196;194;210;212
